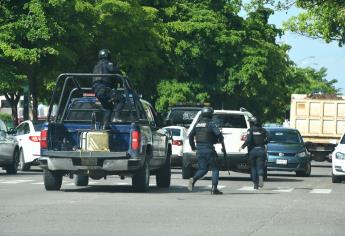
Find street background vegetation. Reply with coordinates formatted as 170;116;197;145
0;0;342;125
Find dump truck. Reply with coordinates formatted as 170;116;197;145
290;94;345;161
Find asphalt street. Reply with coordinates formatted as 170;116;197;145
0;161;343;236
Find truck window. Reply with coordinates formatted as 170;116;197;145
212;114;247;128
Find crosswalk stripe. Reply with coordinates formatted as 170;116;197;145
207;185;226;189
0;180;34;184
238;186;255;191
30;182;44;185
272;188;294;193
310;189;332;194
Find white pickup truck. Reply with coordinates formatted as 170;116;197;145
182;108;257;179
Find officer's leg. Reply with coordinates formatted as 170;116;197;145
257;149;265;188
188;152;208;191
210;152;222;195
250;150;259;189
94;86;114;130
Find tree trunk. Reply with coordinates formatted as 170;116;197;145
4;93;20;126
29;76;38;121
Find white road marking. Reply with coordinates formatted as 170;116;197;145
272;188;294;193
0;179;34;184
30;182;44;185
207;185;226;189
238;186;255;191
310;189;332;194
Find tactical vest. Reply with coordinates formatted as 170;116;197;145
252;127;267;146
93;60;116;86
195;121;216;144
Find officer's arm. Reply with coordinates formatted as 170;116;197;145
241;129;251;149
189;128;196;151
210;122;224;143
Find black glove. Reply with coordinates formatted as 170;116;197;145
109;91;124;103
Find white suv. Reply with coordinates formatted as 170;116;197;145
182;108;254;179
332;133;345;183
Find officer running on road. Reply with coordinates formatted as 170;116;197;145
188;107;224;195
239;117;268;190
92;49;124;129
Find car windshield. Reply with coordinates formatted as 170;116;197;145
212;114;247;128
165;128;181;137
167;109;200;126
268;130;302;144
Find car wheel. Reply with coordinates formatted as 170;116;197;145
182;164;193;179
304;161;311;177
132;160;150;192
156;149;171;188
43;169;63;191
74;175;89;186
6;149;19;174
332;172;342;183
18;149;30;171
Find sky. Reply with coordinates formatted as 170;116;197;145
268;8;345;94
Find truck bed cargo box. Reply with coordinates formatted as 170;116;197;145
80;131;110;152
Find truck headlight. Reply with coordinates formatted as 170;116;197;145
296;151;306;157
335;152;345;160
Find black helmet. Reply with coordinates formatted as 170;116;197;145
201;107;214;118
250;117;260;126
98;49;111;60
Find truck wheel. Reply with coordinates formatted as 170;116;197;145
74;175;89;186
332;172;341;183
156;150;171;188
132;161;150;192
44;169;63;191
182;164;193;179
18;149;30;171
6;149;19;175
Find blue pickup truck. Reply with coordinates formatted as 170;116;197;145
39;73;171;192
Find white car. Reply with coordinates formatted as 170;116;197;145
15;120;44;171
332;133;345;183
163;126;187;166
182;108;254;179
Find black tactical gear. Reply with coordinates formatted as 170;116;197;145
92;49;123;129
188;111;224;194
201;107;214;118
241;122;268;189
98;49;111;60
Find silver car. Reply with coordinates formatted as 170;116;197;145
0;119;19;174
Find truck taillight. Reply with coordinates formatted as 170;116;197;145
172;140;183;146
241;132;247;141
131;130;140;150
29;136;41;142
40;130;48;149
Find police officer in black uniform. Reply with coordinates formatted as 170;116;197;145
188;107;224;195
92;49;124;129
240;117;268;189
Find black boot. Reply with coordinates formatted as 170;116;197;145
102;110;112;130
211;185;223;195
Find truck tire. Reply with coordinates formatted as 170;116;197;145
44;169;63;191
156;150;171;188
132;161;150;192
18;149;30;171
182;164;193;179
6;149;19;175
74;175;89;186
332;172;342;183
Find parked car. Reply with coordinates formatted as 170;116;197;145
331;133;345;183
14;120;45;171
266;127;311;177
165;106;202;128
0;119;20;174
163;126;187;166
182;108;254;179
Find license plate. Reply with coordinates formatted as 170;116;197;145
276;159;287;165
81;157;98;166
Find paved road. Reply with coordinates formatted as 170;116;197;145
0;161;343;236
